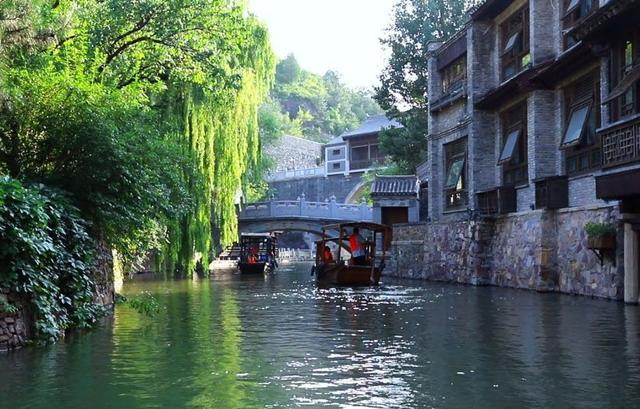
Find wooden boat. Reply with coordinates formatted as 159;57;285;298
238;233;278;274
314;222;392;286
210;244;240;272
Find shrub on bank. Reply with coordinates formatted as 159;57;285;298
0;176;104;343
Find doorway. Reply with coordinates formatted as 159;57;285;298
382;207;408;226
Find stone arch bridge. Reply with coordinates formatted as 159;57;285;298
238;197;373;235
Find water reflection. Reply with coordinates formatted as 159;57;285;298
1;266;640;408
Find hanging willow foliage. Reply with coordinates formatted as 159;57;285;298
160;19;275;275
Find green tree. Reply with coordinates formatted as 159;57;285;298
275;53;302;84
264;57;382;144
375;0;475;171
0;0;275;274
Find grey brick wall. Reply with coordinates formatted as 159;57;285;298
528;90;559;180
530;0;558;64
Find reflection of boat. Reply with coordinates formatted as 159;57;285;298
210;244;240;271
238;233;278;274
314;222;391;286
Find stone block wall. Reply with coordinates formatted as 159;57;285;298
263;135;322;172
0;290;29;351
556;206;623;299
386;205;624;301
268;174;365;203
0;243;114;351
488;210;550;290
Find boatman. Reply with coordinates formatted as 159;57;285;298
349;227;366;266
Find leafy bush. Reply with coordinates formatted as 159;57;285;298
584;222;617;238
0;298;19;314
128;291;161;316
0;177;104;343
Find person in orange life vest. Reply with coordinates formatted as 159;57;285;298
247;252;258;264
349;227;366;265
322;245;334;264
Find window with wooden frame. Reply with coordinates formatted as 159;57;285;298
501;6;530;81
443;138;468;210
562;0;597;49
562;73;601;175
441;56;467;95
498;103;528;186
607;30;640;122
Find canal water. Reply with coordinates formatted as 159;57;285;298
2;263;640;409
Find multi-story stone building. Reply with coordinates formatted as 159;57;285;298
395;0;640;302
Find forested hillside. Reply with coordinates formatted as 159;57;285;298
259;54;382;143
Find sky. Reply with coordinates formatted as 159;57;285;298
248;0;396;90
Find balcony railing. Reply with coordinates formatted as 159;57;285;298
600;114;640;169
350;158;385;171
475;186;517;215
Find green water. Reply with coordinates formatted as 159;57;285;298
2;263;640;408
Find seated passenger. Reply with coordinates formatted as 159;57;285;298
322;246;334;264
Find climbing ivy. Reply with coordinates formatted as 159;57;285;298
0;177;104;343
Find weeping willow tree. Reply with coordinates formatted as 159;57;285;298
158;19;275;275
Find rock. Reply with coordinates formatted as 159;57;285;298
8;325;15;334
15;321;25;333
0;335;9;342
5;317;15;324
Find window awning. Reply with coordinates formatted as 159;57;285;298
498;129;521;164
602;64;640;104
504;32;521;54
444;158;465;189
561;103;591;147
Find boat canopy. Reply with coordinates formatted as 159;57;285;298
321;222;391;234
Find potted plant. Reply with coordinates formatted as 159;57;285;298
585;222;617;250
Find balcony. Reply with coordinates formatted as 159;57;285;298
534;176;568;210
476;186;517;215
600;114;640;169
349;158;385;171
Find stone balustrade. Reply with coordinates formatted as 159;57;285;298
265;167;326;182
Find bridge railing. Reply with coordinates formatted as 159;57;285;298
265;167;326;182
240;195;373;221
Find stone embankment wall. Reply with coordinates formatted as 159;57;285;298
386;205;624;300
0;290;29;351
0;244;114;351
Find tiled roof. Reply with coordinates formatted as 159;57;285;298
325;135;345;146
371;175;419;196
341;115;403;139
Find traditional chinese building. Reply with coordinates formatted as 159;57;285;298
324;115;402;176
393;0;640;302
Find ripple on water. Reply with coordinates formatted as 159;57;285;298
1;266;640;409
